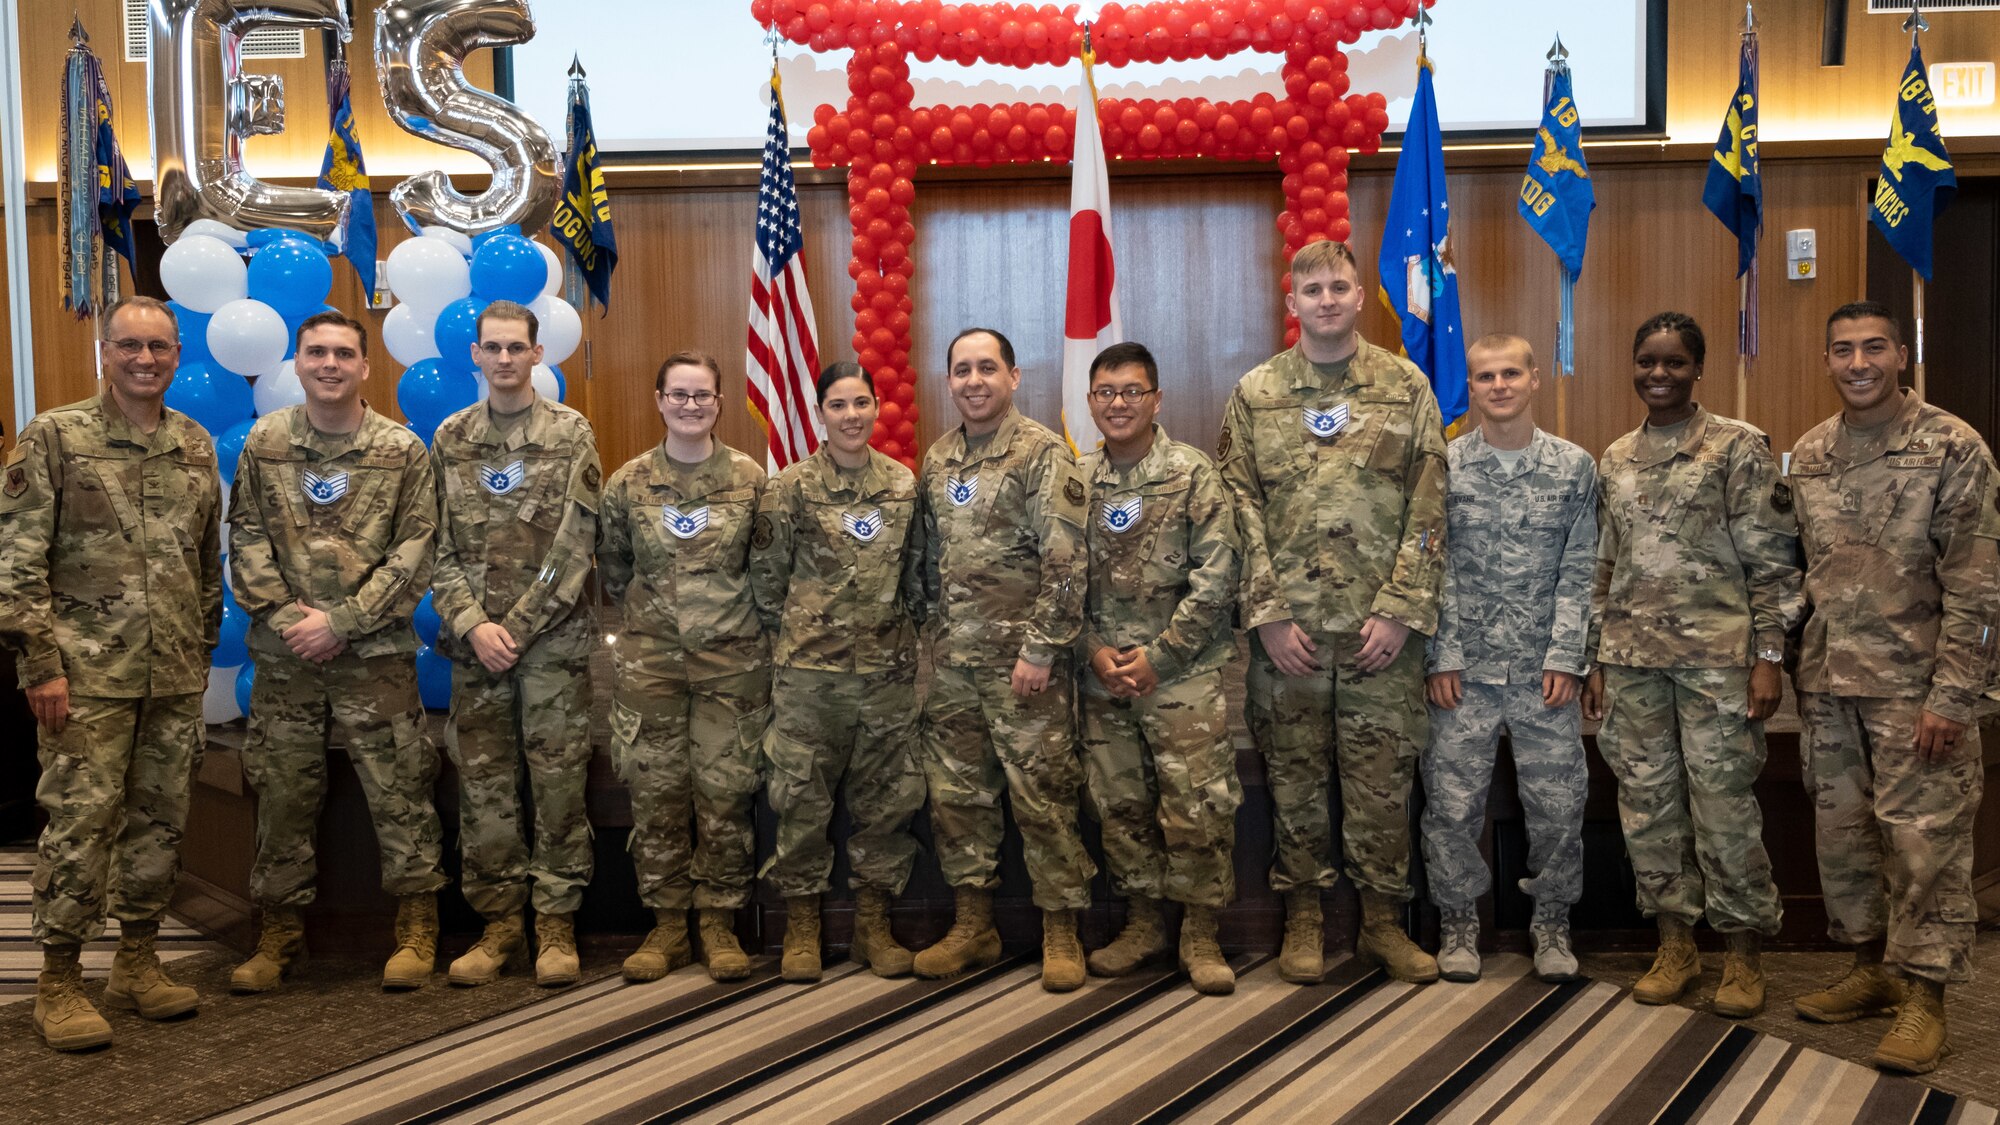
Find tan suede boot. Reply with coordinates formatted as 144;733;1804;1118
1795;943;1902;1023
1041;909;1085;992
851;887;915;978
448;912;526;987
382;893;439;990
1874;977;1950;1074
1179;904;1235;995
105;920;199;1019
699;908;751;981
1278;888;1324;985
912;886;1002;979
230;906;307;993
623;908;694;982
1712;931;1766;1018
781;895;822;983
34;944;111;1051
1354;890;1438;984
1631;915;1700;1005
535;913;581;987
1086;896;1169;977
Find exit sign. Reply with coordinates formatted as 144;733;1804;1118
1930;62;1996;108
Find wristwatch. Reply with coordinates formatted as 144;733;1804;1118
1756;647;1784;664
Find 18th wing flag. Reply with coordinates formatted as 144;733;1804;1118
1061;36;1121;455
1871;43;1956;281
1702;32;1761;279
745;71;824;471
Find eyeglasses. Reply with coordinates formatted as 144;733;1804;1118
107;339;180;358
478;342;534;357
663;390;719;407
1090;387;1157;404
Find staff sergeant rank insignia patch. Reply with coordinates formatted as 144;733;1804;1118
302;469;350;505
1303;403;1350;439
842;507;885;543
947;475;978;507
480;460;527;496
1100;496;1143;534
663;504;710;539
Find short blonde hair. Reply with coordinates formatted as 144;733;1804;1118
1468;333;1536;370
1289;239;1360;282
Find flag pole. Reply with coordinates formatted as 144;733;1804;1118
1905;0;1929;401
1735;3;1757;423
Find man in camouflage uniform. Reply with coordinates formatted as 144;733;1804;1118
1217;239;1447;985
0;297;220;1050
1076;343;1241;996
1786;301;2000;1074
430;302;601;989
1421;334;1595;985
228;311;445;993
915;327;1097;991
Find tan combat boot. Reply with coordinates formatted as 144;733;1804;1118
699;908;751;981
448;912;525;987
1874;977;1950;1074
1041;909;1086;992
1179;904;1235;995
382;893;439;990
34;944;112;1051
1631;915;1700;1005
231;906;307;993
781;895;822;983
1278;888;1324;984
535;913;581;987
1355;890;1439;984
1087;896;1169;977
851;887;914;978
913;886;1002;979
1795;943;1902;1023
622;909;693;982
105;919;199;1019
1712;931;1766;1018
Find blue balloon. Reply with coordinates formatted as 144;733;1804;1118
248;239;334;318
168;301;214;365
246;228;326;252
416;644;453;709
414;590;441;647
165;362;255;435
215;599;250;668
469;235;543;304
235;662;256;716
432;297;487;372
397;357;478;441
471;223;522;247
214;419;253;486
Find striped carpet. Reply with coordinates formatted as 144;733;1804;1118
199;950;1989;1125
0;845;219;1002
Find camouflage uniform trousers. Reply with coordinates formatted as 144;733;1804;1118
1596;664;1782;934
445;655;594;920
1800;692;1983;984
1080;669;1242;908
31;693;204;944
609;660;770;911
1246;631;1426;898
1419;682;1587;911
761;665;926;898
243;652;447;906
922;657;1097;910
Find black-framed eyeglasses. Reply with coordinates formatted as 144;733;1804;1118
478;342;534;357
663;390;719;406
1089;387;1157;404
107;339;180;358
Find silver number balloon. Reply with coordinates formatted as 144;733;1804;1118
375;0;558;237
148;0;352;243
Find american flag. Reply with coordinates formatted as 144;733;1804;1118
746;76;823;471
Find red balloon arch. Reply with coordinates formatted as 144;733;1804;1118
752;0;1426;466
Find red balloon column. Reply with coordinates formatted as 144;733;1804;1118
755;0;1424;461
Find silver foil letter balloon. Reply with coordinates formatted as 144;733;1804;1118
375;0;558;237
148;0;352;243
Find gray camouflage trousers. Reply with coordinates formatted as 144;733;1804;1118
1800;692;1983;984
1597;664;1781;935
243;652;447;906
761;665;926;897
1419;682;1586;910
31;693;203;944
445;656;594;919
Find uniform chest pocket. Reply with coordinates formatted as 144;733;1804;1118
1658;458;1723;537
1246;403;1311;483
1867;455;1942;551
1786;463;1836;552
659;488;757;569
68;459;136;533
1098;480;1190;589
334;465;399;548
513;455;573;531
1345;392;1415;477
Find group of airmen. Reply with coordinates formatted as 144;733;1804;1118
3;238;1992;1080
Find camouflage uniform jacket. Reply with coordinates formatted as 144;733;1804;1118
1593;406;1803;669
750;446;922;673
1428;427;1598;683
0;396;222;695
1789;392;2000;722
1217;338;1448;638
1079;425;1239;685
598;441;768;681
919;407;1088;669
229;404;437;658
430;396;601;664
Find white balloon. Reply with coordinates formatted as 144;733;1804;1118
383;302;443;366
472;372;490;402
253;359;308;415
419;225;475;256
529;295;582;367
531;364;562;402
182;219;251;249
207;299;289;377
386;237;472;318
536;240;563;297
160;235;248;313
202;662;243;724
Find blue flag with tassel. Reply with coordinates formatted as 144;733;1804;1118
1871;43;1955;281
1377;59;1467;427
551;59;617;310
1519;55;1595;377
317;63;377;301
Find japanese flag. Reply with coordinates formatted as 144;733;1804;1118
1061;44;1122;456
